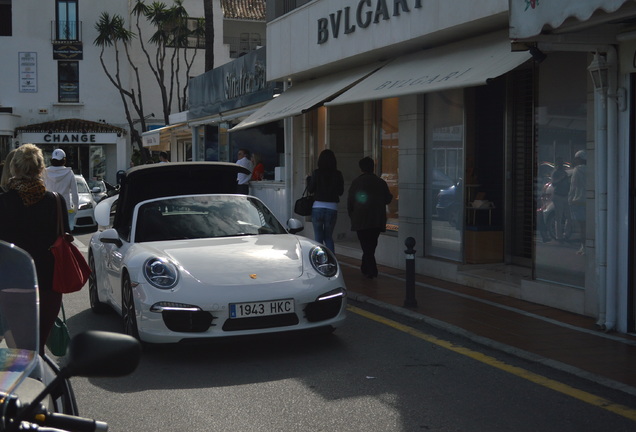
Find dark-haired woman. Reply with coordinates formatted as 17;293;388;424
307;149;344;252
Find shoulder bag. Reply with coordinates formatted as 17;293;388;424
294;186;314;216
50;192;91;294
46;302;71;357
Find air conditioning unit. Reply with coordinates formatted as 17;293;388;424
39;108;48;114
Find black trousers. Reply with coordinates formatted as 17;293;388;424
356;228;382;277
236;184;249;195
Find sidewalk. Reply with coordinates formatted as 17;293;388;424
337;254;636;397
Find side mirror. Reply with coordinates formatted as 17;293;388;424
287;218;304;234
65;331;141;378
92;187;101;193
100;228;123;247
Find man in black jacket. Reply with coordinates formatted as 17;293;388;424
347;157;393;278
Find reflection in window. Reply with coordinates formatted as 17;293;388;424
535;52;588;288
58;61;79;102
426;90;464;261
380;98;399;232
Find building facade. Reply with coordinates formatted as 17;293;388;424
228;0;636;334
0;0;229;182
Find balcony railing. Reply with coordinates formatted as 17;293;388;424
51;20;82;42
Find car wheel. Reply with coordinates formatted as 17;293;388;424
122;275;141;341
88;253;109;314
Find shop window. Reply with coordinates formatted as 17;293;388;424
229;120;283;180
0;0;11;36
58;61;79;103
425;89;464;261
535;52;588;288
56;0;78;41
380;98;399;232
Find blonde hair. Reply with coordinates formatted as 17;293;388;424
10;144;45;180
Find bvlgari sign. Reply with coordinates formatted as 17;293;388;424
317;0;422;44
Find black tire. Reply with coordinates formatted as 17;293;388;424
122;274;142;342
88;253;109;314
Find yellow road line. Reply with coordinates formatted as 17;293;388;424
348;305;636;422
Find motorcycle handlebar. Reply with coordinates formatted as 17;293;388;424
34;412;108;432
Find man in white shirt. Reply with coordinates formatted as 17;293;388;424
44;149;79;231
235;148;253;194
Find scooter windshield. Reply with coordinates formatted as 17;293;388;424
0;241;39;401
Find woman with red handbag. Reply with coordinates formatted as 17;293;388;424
0;143;70;354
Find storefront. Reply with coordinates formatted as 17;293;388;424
186;47;285;218
14;119;127;184
509;0;636;334
253;0;636;332
142;119;191;162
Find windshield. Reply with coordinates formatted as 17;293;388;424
134;195;287;242
0;242;39;402
76;178;90;194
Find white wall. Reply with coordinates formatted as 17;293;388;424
0;1;129;127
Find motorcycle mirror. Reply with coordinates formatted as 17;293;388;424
64;330;141;378
18;331;141;425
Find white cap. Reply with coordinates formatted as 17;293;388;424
52;149;66;160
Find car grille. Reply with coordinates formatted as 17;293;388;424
162;310;216;332
75;216;94;226
304;297;343;322
222;313;299;331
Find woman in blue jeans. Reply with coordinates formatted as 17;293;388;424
307;149;344;252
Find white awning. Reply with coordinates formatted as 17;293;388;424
142;123;188;151
230;63;383;131
510;0;632;39
326;32;531;106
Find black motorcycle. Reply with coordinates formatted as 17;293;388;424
0;241;140;432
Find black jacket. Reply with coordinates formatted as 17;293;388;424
0;190;69;291
347;173;393;231
307;169;344;203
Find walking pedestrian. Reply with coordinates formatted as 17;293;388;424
0;144;69;354
347;157;393;278
307;149;344;253
44;149;79;232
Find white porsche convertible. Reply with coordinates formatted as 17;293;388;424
88;163;347;344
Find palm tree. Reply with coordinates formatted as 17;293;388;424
94;12;148;157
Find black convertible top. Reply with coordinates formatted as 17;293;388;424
113;162;249;237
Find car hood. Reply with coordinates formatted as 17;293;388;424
143;234;304;285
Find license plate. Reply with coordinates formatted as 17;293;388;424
229;299;295;319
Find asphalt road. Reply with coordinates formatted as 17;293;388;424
60;231;636;432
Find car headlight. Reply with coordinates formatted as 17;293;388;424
79;202;94;210
309;246;338;277
143;257;179;289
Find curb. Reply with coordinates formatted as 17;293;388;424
347;290;636;398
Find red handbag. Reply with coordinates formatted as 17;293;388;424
50;193;91;294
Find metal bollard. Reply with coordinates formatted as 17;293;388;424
404;237;418;308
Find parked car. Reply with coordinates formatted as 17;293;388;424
88;162;347;344
87;178;108;202
435;179;461;225
74;175;98;231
